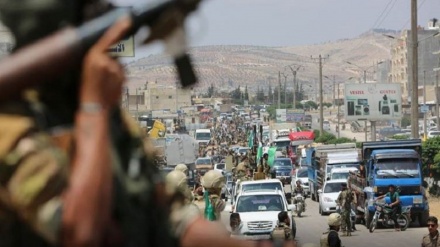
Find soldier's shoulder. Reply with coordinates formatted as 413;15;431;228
422;233;431;240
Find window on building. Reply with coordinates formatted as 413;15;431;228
169;96;172;99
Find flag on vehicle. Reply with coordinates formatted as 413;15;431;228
267;147;277;167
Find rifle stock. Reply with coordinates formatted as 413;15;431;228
0;0;200;101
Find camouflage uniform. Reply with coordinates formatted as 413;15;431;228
236;161;249;181
336;189;352;235
421;231;440;247
208;194;226;221
271;222;292;240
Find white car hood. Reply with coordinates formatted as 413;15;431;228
321;192;340;201
237;211;280;222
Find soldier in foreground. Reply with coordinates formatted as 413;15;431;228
201;170;226;221
271;211;293;240
320;213;342;247
421;216;440;247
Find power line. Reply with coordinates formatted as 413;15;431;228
375;0;398;28
399;0;427;31
372;0;394;29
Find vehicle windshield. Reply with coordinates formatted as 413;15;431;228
238;148;249;154
375;158;420;178
242;182;283;192
273;159;292;167
326;164;359;174
273;141;291;148
196;132;211;140
236;195;284;213
331;172;350;180
297;169;308;178
216;163;225;170
324;182;344;193
196;159;211;165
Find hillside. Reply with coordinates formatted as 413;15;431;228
124;30;398;93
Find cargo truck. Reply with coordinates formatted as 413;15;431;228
347;139;429;227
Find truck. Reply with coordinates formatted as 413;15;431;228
347;139;429;227
308;143;360;202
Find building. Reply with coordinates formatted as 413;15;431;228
143;82;192;112
389;20;440;104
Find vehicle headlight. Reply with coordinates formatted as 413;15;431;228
323;197;333;202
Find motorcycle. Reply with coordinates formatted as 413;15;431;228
369;202;411;233
294;193;306;217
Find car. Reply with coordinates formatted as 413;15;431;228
214;163;226;173
230;190;296;240
272;158;294;184
237;147;250;156
195;157;213;175
427;131;440;139
323;120;331;131
378;126;404;139
232;179;287;205
291;167;310;196
318;179;347;215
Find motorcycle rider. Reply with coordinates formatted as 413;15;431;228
293;180;306;208
375;184;402;231
271;211;292;240
320;213;342;247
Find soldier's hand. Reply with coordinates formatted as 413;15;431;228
80;17;132;109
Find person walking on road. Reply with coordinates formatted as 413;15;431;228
421;216;440;247
336;183;353;236
320;213;342;247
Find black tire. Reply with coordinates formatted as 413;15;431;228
291;217;297;239
399;215;410;231
419;211;429;227
365;209;373;228
319;205;324;215
369;215;378;233
311;190;316;201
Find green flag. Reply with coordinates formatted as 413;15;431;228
256;146;263;162
267;147;277;167
248;132;254;148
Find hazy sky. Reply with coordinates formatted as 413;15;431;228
111;0;440;58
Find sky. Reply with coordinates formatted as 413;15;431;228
111;0;440;58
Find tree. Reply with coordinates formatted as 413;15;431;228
268;84;273;103
422;136;440;179
207;84;215;98
256;86;265;102
244;85;249;101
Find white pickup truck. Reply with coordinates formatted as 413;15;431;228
230;190;296;240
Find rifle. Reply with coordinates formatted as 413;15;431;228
0;0;201;100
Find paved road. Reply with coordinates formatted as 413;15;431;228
220;198;427;246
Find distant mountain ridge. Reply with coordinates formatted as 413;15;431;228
125;29;397;92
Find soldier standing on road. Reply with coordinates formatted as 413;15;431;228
336;183;352;236
271;211;293;240
262;153;271;178
201;170;226;221
320;213;342;247
421;216;440;247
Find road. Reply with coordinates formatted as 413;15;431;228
220;197;427;247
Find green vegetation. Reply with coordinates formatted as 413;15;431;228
422;136;440;180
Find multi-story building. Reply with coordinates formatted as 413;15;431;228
389;20;440;104
143;82;192;112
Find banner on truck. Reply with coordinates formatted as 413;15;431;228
344;83;402;121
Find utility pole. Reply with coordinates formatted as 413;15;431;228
423;70;427;140
333;75;336;109
337;82;340;138
282;73;288;106
411;0;419;139
289;65;303;109
363;70;368;142
278;71;281;109
437;71;439;131
311;55;328;135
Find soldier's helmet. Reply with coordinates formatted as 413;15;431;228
201;170;225;189
327;213;342;226
165;170;188;195
175;164;188;174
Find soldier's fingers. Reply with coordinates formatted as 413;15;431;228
94;16;132;52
